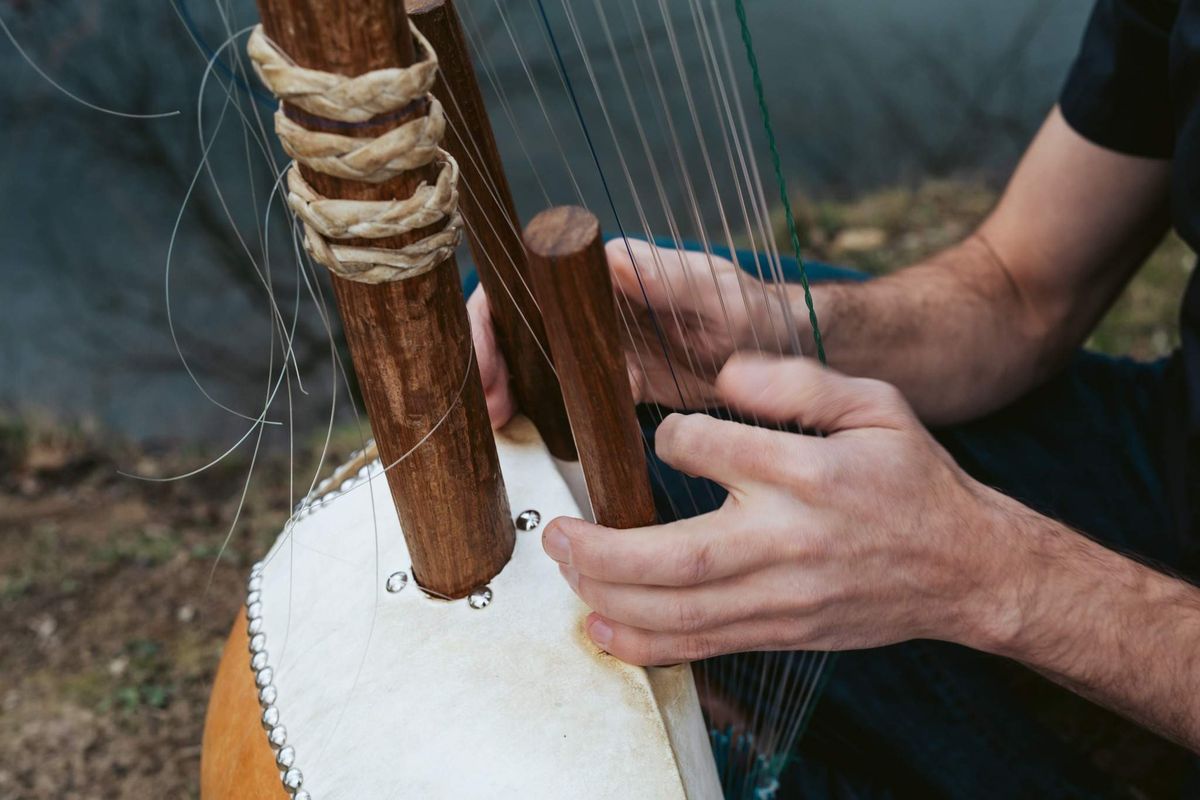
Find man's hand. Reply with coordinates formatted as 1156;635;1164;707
467;239;789;428
540;355;1017;664
541;354;1200;751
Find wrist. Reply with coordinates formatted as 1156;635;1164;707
774;282;831;357
951;487;1063;656
958;489;1131;666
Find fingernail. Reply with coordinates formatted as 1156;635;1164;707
558;563;579;591
588;616;613;649
543;526;571;564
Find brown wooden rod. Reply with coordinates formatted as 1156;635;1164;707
255;0;512;598
406;0;577;462
524;206;657;530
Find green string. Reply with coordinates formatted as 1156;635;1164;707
733;0;836;758
733;0;827;366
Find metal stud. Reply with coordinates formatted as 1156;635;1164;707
515;509;542;531
385;571;408;594
251;651;269;671
250;561;265;576
261;706;280;729
249;633;267;654
247;590;262;607
247;602;263;621
282;768;303;790
255;667;274;688
467;586;493;610
276;745;296;769
248;617;264;636
258;684;278;706
247;575;263;593
268;724;287;748
294;792;312;800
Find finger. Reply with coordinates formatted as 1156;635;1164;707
542;513;768;587
584;612;793;666
467;287;516;429
563;566;761;633
483;382;516;431
606;238;736;312
624;341;722;409
654;412;816;489
717;355;915;432
627;358;647;405
606;238;672;309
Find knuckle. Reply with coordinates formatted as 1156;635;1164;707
730;439;775;480
862;378;905;410
777;448;821;488
621;634;655;667
680;634;714;661
645;634;683;666
673;538;714;586
668;597;706;633
572;574;602;610
656;414;699;459
567;528;603;575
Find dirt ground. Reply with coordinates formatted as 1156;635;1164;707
0;420;343;799
0;181;1193;799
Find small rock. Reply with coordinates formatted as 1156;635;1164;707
107;656;129;677
29;614;56;641
176;604;196;623
832;227;887;253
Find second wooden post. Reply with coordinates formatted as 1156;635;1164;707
524;206;657;529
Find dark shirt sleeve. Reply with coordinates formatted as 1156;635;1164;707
1059;0;1178;158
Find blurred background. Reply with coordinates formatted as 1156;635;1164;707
0;0;1193;797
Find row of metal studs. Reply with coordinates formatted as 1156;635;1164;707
292;462;379;522
245;560;311;799
248;450;385;800
249;459;537;797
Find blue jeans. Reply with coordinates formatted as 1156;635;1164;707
635;246;1200;799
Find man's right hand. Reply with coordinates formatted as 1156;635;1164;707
467;238;790;429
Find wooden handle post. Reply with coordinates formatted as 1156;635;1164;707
523;207;656;529
407;0;576;461
255;0;512;598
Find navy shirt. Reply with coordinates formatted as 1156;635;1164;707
1060;0;1199;541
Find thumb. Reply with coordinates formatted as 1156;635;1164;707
715;355;915;432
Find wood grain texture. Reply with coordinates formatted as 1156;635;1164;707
524;206;657;530
200;615;286;800
407;0;576;461
256;0;513;597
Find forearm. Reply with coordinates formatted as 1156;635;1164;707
765;109;1170;426
787;235;1058;425
971;493;1200;751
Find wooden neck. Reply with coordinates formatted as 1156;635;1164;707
254;0;512;598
